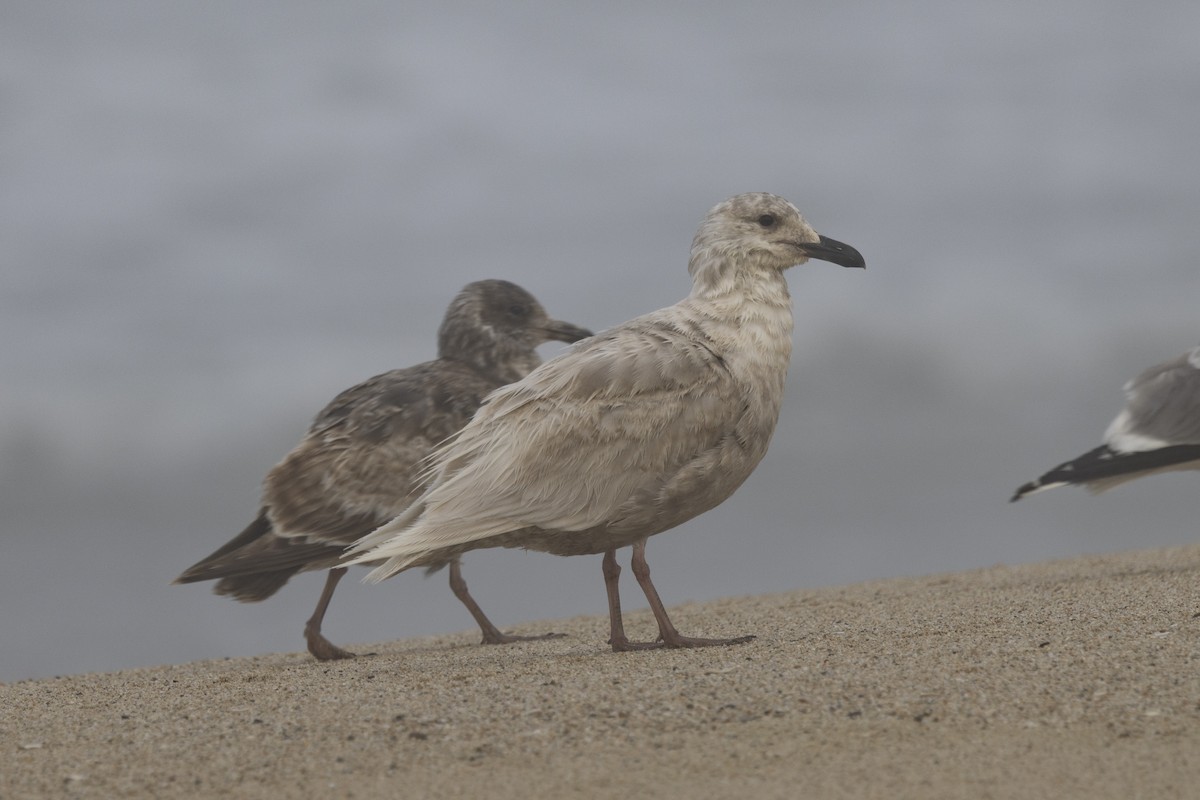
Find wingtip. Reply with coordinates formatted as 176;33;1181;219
1009;482;1035;503
346;501;426;558
341;535;398;572
361;558;408;584
1009;478;1068;503
361;565;389;584
171;569;202;586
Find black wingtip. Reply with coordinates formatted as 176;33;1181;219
1009;479;1043;503
1009;442;1200;503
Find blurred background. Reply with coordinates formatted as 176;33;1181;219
3;0;1199;682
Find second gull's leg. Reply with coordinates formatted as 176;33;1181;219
448;559;564;644
304;567;357;660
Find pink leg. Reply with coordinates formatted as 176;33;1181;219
448;560;564;644
304;567;356;661
629;540;754;649
602;548;657;651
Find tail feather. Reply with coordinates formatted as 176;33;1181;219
347;506;520;582
175;511;274;582
364;554;421;584
175;510;343;601
346;501;426;556
350;516;518;580
1011;443;1200;502
213;569;302;603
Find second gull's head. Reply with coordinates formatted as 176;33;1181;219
438;279;592;383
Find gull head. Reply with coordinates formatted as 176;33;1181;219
438;279;592;379
688;193;864;291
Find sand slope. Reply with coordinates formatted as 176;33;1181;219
4;544;1199;799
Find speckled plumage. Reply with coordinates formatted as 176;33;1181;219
1012;345;1200;501
175;280;591;659
347;194;865;650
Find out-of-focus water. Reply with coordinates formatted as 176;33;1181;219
3;0;1199;681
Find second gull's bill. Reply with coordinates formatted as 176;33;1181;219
174;280;591;660
346;193;865;650
1012;345;1200;502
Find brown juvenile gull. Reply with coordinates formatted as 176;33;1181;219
345;193;865;651
174;280;592;660
1012;344;1200;502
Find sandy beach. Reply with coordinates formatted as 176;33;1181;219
4;543;1198;799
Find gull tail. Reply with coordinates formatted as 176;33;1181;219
343;500;518;583
346;501;426;557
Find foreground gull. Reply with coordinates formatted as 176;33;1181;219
175;280;592;660
1012;345;1200;502
346;193;865;650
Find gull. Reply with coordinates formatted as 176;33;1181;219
1012;345;1200;501
175;280;592;659
346;193;865;651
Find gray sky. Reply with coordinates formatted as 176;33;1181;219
3;0;1199;681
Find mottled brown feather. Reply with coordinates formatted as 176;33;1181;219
175;280;591;602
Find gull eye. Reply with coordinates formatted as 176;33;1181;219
756;214;777;228
507;303;530;317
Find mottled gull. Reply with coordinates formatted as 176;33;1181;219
1012;344;1200;501
175;280;592;660
346;193;865;650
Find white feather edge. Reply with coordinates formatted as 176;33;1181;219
1103;408;1170;453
